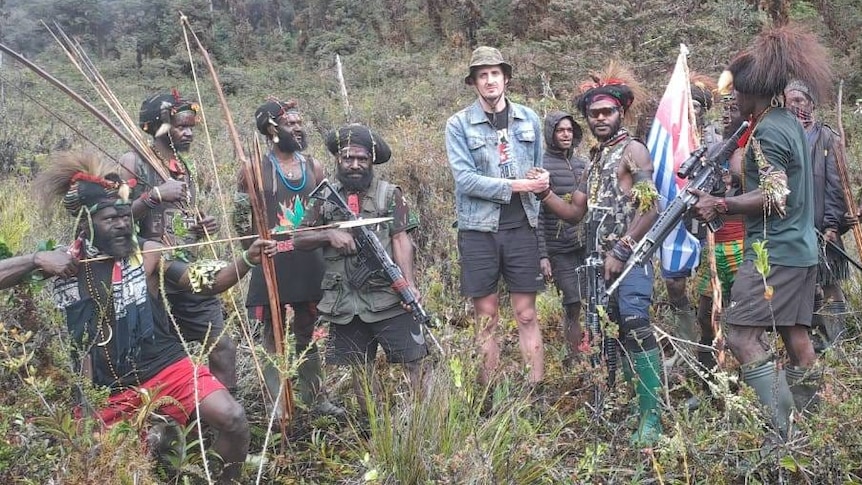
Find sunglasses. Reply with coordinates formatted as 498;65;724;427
587;106;620;119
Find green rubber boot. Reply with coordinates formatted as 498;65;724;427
741;359;794;439
630;347;664;447
298;352;346;418
673;307;699;361
786;365;822;415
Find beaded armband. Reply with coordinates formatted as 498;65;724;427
631;180;659;214
187;259;229;293
610;235;635;262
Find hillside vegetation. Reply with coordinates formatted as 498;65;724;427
3;0;862;483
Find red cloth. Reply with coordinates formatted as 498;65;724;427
84;357;225;427
714;219;745;243
347;193;360;216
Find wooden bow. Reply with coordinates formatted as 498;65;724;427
180;14;294;421
834;80;862;256
0;41;170;183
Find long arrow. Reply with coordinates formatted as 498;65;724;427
77;218;393;263
833;80;862;259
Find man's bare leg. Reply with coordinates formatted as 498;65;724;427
198;389;249;484
207;333;238;390
473;293;501;385
563;303;582;361
511;292;544;384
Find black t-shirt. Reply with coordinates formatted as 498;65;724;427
242;153;325;306
485;103;528;229
53;257;185;392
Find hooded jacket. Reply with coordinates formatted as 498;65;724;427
539;111;587;256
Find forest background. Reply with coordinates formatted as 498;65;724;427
2;0;862;483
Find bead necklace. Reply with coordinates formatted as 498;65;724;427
84;261;121;384
269;152;307;192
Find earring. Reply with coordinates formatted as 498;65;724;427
770;94;781;108
272;134;280;144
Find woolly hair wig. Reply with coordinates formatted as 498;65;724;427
727;24;832;103
138;90;198;138
575;60;647;120
255;98;300;137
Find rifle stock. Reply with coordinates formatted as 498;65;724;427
309;179;433;327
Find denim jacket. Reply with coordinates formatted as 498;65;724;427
445;99;543;232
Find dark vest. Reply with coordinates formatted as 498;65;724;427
133;155;197;241
316;177;403;324
53;258;185;392
586;136;639;253
541;150;587;254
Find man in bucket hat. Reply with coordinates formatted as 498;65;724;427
446;46;549;392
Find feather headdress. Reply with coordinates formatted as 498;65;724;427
690;71;717;111
727;24;832;102
37;151;132;216
575;60;646;120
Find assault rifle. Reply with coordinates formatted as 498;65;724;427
578;206;619;412
605;121;750;296
309;179;433;327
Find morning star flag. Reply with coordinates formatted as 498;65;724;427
646;44;701;275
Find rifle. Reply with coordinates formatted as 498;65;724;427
578;206;619;412
606;121;750;296
309;179;433;326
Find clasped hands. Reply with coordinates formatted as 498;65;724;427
524;167;550;193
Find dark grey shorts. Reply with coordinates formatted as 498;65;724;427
726;260;816;327
327;313;428;366
549;249;586;305
458;225;545;297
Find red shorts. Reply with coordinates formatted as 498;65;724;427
88;357;225;427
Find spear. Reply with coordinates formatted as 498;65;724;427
335;54;352;121
833;80;862;255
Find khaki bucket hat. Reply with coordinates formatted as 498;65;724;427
464;46;513;85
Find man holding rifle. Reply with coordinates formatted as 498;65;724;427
534;63;665;447
690;25;832;440
294;124;427;416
